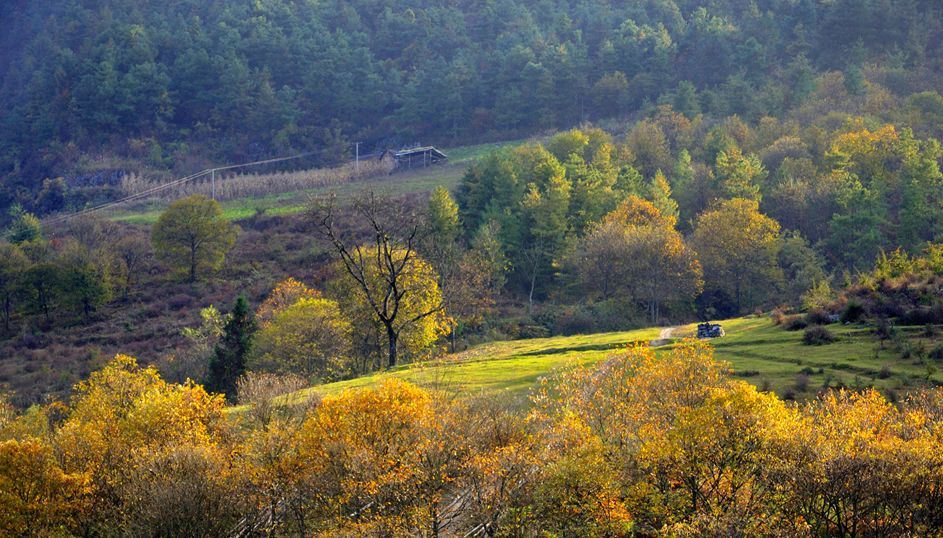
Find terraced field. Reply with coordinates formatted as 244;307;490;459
109;139;528;224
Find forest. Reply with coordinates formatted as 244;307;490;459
2;0;943;218
4;0;943;536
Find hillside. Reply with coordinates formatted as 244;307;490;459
3;0;943;221
285;316;943;405
8;0;943;534
104;139;517;224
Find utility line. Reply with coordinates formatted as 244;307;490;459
44;151;319;225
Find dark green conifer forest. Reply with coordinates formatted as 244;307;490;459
2;0;942;217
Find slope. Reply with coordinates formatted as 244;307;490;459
283;317;943;406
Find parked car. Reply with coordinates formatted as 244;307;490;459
697;322;725;338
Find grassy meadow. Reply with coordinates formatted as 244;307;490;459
278;316;943;407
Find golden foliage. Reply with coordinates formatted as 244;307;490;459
3;345;943;536
250;296;352;380
255;276;322;328
331;248;450;364
0;438;89;537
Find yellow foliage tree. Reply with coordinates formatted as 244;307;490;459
297;379;468;535
250;296;353;380
330;248;449;369
255;277;321;328
0;438;89;537
575;196;701;322
533;340;810;534
55;354;230;533
692;198;783;313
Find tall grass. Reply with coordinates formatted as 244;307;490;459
120;160;393;203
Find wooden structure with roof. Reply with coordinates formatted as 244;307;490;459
383;146;448;171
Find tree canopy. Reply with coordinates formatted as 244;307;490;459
3;0;943;219
151;195;237;282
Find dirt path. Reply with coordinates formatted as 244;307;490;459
649;326;677;347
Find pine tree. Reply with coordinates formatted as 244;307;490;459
206;295;256;401
844;64;866;96
649;170;679;223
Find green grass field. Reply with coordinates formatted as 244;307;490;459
109;139;528;224
278;317;943;407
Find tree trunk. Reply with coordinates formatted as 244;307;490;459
386;324;398;368
450;321;456;353
527;266;538;314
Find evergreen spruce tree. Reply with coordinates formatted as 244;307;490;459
206;295;256;401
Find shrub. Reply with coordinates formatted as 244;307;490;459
784;315;808;331
803;326;836;345
840;301;866;323
518;324;550;339
794;373;810;392
878;365;892;379
532;311;558;334
901;305;943;325
554;308;596;336
805;308;833;325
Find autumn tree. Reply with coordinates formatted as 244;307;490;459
313;192;448;368
448;221;508;327
296;380;470;535
532;340;810;534
151;195;237;282
254;277;320;327
789;389;943;535
55;355;234;535
250;297;352;381
573;196;701;322
0;438;89;537
625;119;672;178
692;198;783;313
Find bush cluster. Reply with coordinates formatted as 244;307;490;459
804;326;837;345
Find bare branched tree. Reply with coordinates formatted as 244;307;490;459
311;192;443;368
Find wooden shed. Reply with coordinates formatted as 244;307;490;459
391;146;448;171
